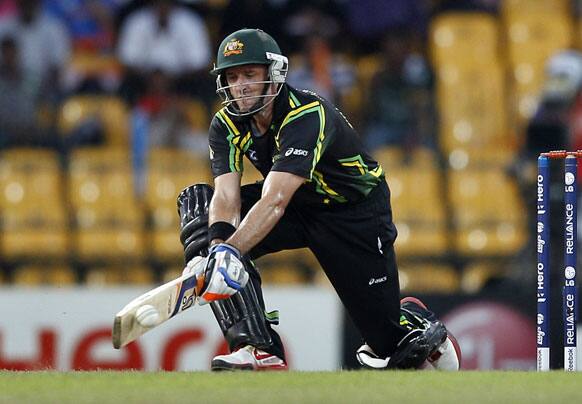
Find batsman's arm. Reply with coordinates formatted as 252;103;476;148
227;171;304;254
209;172;242;244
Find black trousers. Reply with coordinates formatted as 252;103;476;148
242;180;409;358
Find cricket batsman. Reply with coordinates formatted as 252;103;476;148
178;28;462;371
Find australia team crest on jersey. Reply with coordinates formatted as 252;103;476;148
224;39;244;56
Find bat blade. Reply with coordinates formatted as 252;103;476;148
112;257;204;349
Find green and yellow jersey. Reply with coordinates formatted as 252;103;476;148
208;84;385;205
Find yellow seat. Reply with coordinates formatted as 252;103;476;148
399;264;460;293
448;168;527;256
146;148;212;262
356;54;383;89
502;0;571;18
183;99;210;132
58;95;130;147
445;146;517;170
66;51;122;83
436;62;512;158
85;265;154;286
13;265;76;286
0;149;69;260
505;11;574;123
388;166;449;258
461;261;508;293
430;13;500;67
68;147;146;262
373;146;404;169
344;54;382;124
261;266;307;285
388;166;446;224
161;266;184;283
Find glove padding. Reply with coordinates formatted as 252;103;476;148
183;243;249;306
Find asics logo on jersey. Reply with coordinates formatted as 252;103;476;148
284;147;309;157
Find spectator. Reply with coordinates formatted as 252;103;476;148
117;0;211;104
45;0;122;53
138;69;207;152
131;67;208;194
431;0;499;14
363;29;435;151
0;0;71;100
219;0;290;51
345;0;429;54
0;35;49;148
287;32;355;105
284;2;345;54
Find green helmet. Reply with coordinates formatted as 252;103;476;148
212;29;289;117
211;28;283;75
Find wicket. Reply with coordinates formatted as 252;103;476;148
537;150;578;371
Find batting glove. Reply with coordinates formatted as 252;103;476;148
196;243;249;305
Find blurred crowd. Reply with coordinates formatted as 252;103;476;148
0;0;497;156
1;0;582;290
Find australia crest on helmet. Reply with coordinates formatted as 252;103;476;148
224;38;244;57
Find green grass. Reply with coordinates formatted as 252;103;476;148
0;371;581;403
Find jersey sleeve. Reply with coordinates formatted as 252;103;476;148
208;111;245;178
271;102;333;179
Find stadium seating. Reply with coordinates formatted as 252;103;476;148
399;264;460;293
461;261;507;293
0;149;69;261
373;146;405;169
501;0;571;17
12;265;76;286
145;148;212;263
504;10;574;125
68;147;146;263
255;249;313;285
58;95;130;147
85;265;154;286
388;164;449;258
430;13;500;67
183;99;210;132
64;51;122;92
447;168;527;257
436;61;514;167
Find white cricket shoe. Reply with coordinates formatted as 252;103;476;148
356;343;391;369
211;345;288;371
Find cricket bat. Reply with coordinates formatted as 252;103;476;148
112;256;205;349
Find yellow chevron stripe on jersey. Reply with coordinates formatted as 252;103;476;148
370;165;383;177
339;155;367;175
312;170;346;203
219;109;240;136
280;101;320;128
311;104;326;175
217;109;242;172
289;91;301;107
240;131;252;152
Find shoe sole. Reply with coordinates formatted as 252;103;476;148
211;359;288;372
211;359;254;371
430;333;462;369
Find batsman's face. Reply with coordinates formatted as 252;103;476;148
224;65;270;112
